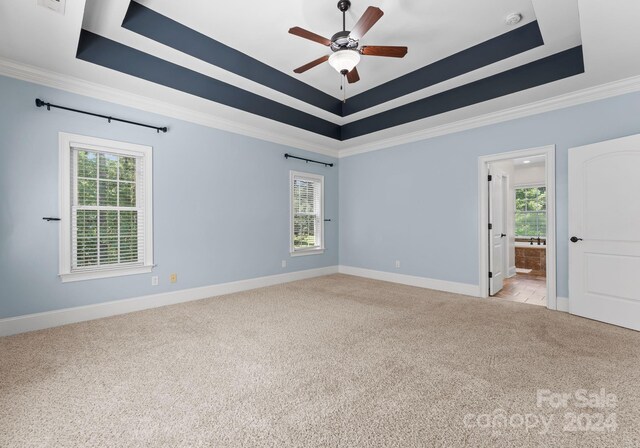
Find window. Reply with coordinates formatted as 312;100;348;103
290;171;324;255
515;186;546;237
59;133;153;282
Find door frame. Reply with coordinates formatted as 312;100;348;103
478;145;557;310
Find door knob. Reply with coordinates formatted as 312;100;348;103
570;236;583;243
500;233;507;238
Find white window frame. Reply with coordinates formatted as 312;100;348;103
58;132;154;282
514;184;547;238
290;170;324;256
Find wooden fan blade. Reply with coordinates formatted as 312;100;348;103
349;6;384;40
346;67;360;84
293;55;329;74
360;46;408;58
288;27;331;46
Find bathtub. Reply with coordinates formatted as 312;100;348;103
515;244;547;273
515;242;546;248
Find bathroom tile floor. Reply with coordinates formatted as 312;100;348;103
492;273;547;307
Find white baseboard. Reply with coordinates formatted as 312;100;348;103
0;266;338;337
338;265;481;297
507;266;517;278
557;296;569;313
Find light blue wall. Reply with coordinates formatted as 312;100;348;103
339;91;640;297
0;75;338;319
3;73;640;319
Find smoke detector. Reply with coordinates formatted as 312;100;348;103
504;12;522;26
37;0;65;15
505;13;522;26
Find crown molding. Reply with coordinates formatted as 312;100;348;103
338;74;640;158
0;57;340;158
4;57;640;160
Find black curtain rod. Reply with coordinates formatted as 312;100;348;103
284;153;333;167
35;98;168;133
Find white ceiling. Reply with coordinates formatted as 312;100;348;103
121;0;539;99
0;0;639;156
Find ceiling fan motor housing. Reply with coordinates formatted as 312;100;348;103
330;31;358;52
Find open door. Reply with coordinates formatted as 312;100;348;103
488;170;507;295
569;134;640;331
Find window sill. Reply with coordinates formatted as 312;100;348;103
59;265;153;283
290;249;325;257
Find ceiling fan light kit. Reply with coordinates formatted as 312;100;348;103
288;0;408;98
328;50;361;74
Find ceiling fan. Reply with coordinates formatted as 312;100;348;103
289;0;408;87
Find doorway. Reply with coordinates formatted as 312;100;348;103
478;146;557;309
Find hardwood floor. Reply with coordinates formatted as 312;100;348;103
492;273;547;307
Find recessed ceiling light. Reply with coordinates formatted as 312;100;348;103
523;160;531;164
505;13;522;26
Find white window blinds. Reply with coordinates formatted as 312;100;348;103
70;147;146;271
59;133;153;282
291;172;324;252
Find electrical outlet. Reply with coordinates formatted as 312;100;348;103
170;273;177;283
395;260;400;268
151;276;159;286
281;260;287;268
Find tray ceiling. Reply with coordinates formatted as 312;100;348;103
1;0;639;155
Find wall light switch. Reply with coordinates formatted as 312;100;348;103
395;260;400;268
151;276;159;286
170;273;177;283
282;260;287;268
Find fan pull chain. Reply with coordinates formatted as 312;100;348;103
342;75;347;103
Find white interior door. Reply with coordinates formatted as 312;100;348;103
489;170;507;295
569;134;640;331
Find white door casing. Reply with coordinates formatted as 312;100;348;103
478;145;556;307
569;134;640;331
489;170;507;295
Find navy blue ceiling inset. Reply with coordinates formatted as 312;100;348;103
77;2;586;141
122;1;545;118
122;1;341;115
76;30;341;139
341;46;585;139
342;21;544;116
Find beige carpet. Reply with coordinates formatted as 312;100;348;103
1;274;639;447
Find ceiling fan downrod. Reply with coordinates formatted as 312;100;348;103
337;0;352;32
